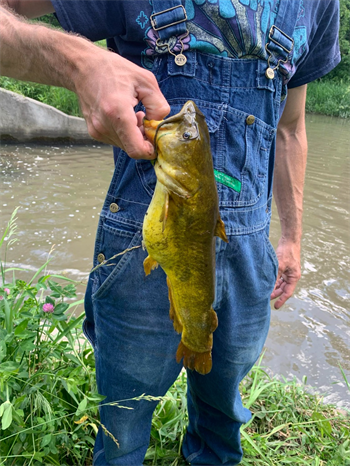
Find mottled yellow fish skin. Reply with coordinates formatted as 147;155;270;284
143;101;228;375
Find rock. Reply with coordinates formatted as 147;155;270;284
0;88;93;143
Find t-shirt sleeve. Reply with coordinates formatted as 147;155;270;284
288;0;341;89
50;0;125;41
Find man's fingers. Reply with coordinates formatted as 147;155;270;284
271;276;297;309
137;74;170;121
273;285;294;309
136;111;146;128
115;112;156;160
86;106;156;159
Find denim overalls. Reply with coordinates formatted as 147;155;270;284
83;1;300;464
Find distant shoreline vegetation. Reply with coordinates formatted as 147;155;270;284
0;77;349;120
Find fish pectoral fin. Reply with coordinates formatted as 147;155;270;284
159;191;170;232
143;255;159;276
215;215;229;243
176;341;212;375
209;308;218;333
167;277;183;333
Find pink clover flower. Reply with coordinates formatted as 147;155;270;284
43;303;55;313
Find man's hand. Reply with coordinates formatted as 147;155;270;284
75;49;170;159
270;238;301;309
271;85;308;309
0;3;170;159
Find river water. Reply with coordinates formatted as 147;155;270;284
0;114;349;408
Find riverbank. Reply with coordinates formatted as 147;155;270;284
0;211;349;466
1;77;349;120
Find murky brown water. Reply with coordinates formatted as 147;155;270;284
1;114;349;407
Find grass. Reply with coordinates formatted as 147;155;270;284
306;79;350;118
0;210;349;465
0;77;82;117
143;363;350;466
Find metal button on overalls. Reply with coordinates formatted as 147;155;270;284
109;203;119;213
97;253;105;263
246;115;255;125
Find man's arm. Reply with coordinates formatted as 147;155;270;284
270;85;308;309
0;2;170;158
2;0;54;18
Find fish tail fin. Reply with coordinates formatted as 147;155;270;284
215;215;228;243
167;277;183;333
143;255;158;276
176;341;212;375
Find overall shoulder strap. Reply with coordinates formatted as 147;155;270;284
266;0;301;77
274;0;301;38
150;0;187;41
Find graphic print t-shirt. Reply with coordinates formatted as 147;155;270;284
52;0;340;88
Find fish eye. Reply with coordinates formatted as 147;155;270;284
182;132;191;139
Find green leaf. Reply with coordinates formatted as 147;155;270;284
26;289;37;300
14;319;29;335
1;401;13;430
0;339;6;362
41;433;52;447
53;302;69;315
76;398;88;417
34;451;45;462
3;297;13;334
85;393;107;402
19;340;36;352
312;411;332;436
52;313;67;321
53;312;84;344
0;361;20;374
15;408;24;418
48;280;63;295
14;395;27;407
38;275;51;284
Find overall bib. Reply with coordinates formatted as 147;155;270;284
83;1;300;464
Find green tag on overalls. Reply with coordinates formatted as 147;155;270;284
214;169;242;193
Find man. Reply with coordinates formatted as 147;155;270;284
0;1;340;464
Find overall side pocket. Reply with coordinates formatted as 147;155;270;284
92;219;142;301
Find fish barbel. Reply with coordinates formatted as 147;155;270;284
142;101;228;375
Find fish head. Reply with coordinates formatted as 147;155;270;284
144;101;209;165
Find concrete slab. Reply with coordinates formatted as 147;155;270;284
0;88;94;143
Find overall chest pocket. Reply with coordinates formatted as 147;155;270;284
218;107;275;207
136;99;224;197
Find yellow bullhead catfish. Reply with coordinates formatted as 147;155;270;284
142;101;228;375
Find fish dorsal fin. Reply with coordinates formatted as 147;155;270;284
159;190;170;232
215;216;228;243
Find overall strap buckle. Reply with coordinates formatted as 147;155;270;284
265;25;294;79
150;5;187;32
268;25;294;55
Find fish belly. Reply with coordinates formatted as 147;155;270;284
143;182;218;375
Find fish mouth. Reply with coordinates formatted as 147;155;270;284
143;101;204;156
144;118;163;146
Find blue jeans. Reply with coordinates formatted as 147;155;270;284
84;51;281;465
